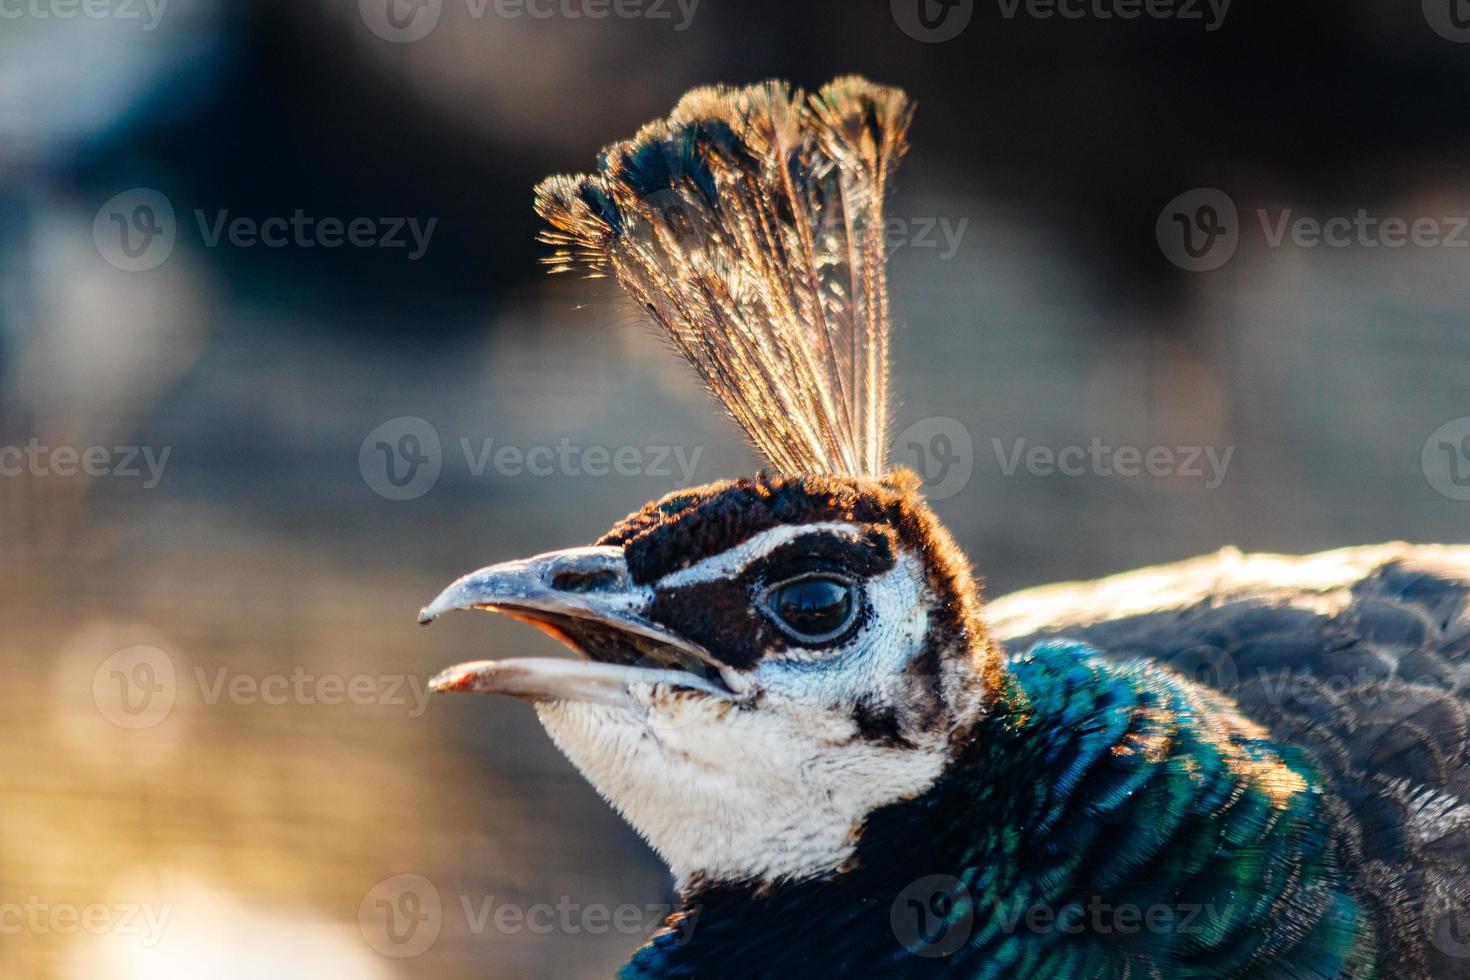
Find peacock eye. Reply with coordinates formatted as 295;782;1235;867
763;576;858;644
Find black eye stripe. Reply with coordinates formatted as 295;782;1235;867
646;578;775;669
643;529;890;667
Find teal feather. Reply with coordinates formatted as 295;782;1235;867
623;641;1372;978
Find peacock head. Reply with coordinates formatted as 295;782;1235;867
420;76;980;885
420;470;1001;885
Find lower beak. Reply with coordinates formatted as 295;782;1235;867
419;546;748;704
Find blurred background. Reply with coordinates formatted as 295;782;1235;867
3;0;1470;975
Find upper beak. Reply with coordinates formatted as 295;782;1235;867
420;546;749;705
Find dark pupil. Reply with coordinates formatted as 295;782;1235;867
774;579;852;637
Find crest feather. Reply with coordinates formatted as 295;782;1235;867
533;76;914;478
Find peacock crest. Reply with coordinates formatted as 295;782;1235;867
533;76;913;480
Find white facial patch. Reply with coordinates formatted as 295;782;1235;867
533;549;955;887
536;692;948;887
755;553;929;704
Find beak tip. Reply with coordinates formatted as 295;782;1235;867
417;607;436;626
430;663;486;694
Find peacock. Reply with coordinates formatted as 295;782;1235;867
419;77;1470;978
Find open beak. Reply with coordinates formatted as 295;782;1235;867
420;546;749;706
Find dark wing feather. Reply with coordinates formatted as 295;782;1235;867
989;543;1470;980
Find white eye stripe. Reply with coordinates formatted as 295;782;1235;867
654;521;867;590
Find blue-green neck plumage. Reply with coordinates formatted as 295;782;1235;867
623;641;1374;979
